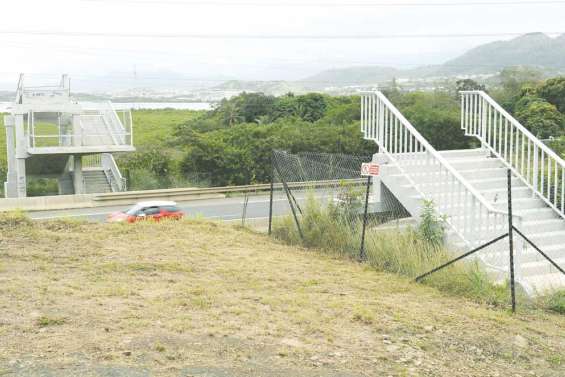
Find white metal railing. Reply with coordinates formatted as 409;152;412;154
461;91;565;220
82;154;102;169
27;112;132;149
16;74;70;104
101;153;127;192
361;91;518;262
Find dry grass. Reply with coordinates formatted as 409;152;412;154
0;214;564;376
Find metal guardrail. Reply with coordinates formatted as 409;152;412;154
93;179;365;203
0;180;365;212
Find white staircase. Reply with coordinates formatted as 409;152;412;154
361;91;565;294
82;170;113;194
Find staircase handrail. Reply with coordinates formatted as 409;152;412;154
101;153;126;192
461;90;565;218
461;90;565;166
364;91;516;218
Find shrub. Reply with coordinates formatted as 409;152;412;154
418;200;446;249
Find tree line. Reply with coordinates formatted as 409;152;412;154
119;74;565;190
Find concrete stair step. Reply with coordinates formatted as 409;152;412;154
523;272;565;293
521;262;564;276
467;176;522;190
447;158;503;171
480;186;532;201
521;219;565;234
438;149;489;159
459;167;509;180
523;230;565;247
493;197;546;210
515;207;557;220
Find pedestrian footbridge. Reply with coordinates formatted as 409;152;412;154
361;90;565;293
3;74;134;198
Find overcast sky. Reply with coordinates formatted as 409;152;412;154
2;0;565;89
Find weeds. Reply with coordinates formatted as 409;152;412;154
36;316;66;327
272;196;519;308
542;290;565;314
418;200;446;248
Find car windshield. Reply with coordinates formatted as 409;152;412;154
125;204;143;216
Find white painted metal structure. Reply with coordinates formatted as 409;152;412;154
362;91;565;293
4;74;133;197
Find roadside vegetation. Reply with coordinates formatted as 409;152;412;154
0;211;564;376
1;70;565;195
272;194;565;314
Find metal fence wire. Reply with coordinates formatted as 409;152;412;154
269;149;411;251
269;150;565;309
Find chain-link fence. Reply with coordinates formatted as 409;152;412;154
268;150;565;311
270;150;412;257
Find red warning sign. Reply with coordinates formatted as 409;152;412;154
361;163;380;177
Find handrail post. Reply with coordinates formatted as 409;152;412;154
378;95;385;146
480;96;487;146
507;169;517;313
533;144;539;196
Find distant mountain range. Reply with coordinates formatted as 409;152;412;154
3;33;565;100
300;33;565;88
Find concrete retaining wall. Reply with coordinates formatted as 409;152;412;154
0;194;95;212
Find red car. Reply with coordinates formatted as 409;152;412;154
107;201;184;223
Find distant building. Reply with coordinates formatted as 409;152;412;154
3;74;134;198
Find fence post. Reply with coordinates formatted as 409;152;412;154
241;194;249;227
273;156;304;241
268;158;274;235
359;176;372;261
507;169;517;313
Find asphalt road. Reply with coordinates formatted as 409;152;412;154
26;192;308;222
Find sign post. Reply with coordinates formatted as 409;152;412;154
359;163;380;261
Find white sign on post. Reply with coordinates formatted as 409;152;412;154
361;163;380;177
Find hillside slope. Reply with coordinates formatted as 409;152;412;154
440;33;565;75
0;216;564;376
300;33;565;85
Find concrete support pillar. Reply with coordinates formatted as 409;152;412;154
72;114;82;147
72;155;84;194
14;114;27;198
371;152;389;203
3;115;17;198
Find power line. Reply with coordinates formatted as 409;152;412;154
82;0;565;7
1;30;563;39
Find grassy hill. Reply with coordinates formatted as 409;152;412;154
131;109;201;149
440;33;565;75
0;214;563;376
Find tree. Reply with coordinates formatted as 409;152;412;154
220;101;243;127
538;77;565;113
499;66;544;94
516;100;565;139
295;93;327;122
396;92;472;150
233;92;276;123
455;79;486;93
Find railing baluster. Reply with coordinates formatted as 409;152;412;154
541;150;545;196
461;95;464;132
548;153;552;200
554;159;558;205
521;132;525;176
361;96;365;135
561;167;564;213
